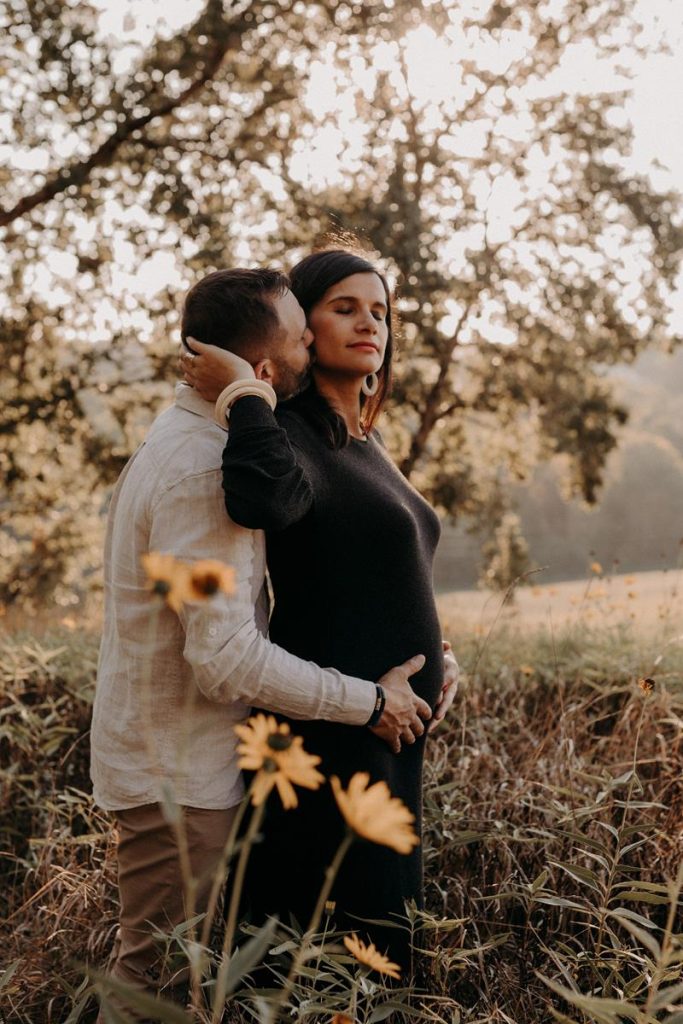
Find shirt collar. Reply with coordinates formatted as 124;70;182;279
174;382;228;433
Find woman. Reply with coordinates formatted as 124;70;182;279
182;248;456;969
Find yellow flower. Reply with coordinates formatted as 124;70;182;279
331;773;419;855
330;1016;354;1024
590;561;603;575
637;676;655;695
141;552;191;613
187;559;236;600
234;714;324;809
343;934;401;980
519;664;534;677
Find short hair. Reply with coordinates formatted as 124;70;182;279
181;268;290;359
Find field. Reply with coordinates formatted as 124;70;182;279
437;568;683;633
1;572;682;1023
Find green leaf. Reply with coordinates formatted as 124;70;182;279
652;979;683;1011
608;912;661;959
611;891;670;906
213;915;279;1004
549;860;602;892
0;960;19;991
530;868;550;893
538;973;653;1023
88;966;192;1023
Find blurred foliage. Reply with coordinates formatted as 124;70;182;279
1;0;682;602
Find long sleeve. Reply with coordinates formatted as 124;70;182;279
148;468;375;724
222;397;314;531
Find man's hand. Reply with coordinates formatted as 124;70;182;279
370;654;432;754
179;337;254;401
427;640;460;734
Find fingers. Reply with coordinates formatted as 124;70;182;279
427;713;444;735
401;653;426;676
416;696;432;720
184;336;206;354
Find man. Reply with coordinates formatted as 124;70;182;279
91;268;434;1009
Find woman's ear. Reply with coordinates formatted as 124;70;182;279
253;359;275;384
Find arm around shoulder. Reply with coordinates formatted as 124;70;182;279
222;397;314;531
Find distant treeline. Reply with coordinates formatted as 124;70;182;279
435;345;683;590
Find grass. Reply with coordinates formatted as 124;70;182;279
1;607;682;1023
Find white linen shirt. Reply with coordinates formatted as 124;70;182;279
90;383;375;811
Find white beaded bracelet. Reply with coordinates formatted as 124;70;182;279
214;379;277;427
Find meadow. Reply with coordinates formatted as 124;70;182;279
1;571;682;1023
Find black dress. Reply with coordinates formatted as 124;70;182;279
222;396;443;966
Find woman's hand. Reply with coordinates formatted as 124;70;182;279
179;337;255;402
427;640;460;734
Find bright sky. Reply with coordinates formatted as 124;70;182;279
89;0;683;184
6;0;683;340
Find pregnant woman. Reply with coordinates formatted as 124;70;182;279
182;248;457;969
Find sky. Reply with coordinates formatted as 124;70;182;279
6;0;683;336
89;0;683;188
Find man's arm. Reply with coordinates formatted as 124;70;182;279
149;469;430;743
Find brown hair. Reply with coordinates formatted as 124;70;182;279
287;248;395;446
181;268;289;359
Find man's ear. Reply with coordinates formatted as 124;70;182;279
253;359;275;384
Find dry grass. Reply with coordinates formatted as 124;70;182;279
437;567;683;633
1;596;682;1022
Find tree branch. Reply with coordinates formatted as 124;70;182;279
0;9;234;228
399;304;473;478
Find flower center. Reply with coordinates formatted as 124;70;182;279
153;580;171;597
267;732;293;752
194;573;219;596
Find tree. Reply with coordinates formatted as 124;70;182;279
1;0;681;603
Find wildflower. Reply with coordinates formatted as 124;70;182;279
234;714;324;809
141;552;191;613
519;664;534;677
590;561;603;575
330;1015;354;1024
343;934;401;980
187;559;236;600
638;677;655;695
331;772;419;854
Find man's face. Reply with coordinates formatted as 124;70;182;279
269;289;314;399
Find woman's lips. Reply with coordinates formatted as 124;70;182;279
348;343;379;352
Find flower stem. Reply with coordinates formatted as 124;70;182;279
211;791;265;1023
266;830;354;1024
199;792;250;949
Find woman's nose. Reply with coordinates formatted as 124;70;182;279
357;310;377;332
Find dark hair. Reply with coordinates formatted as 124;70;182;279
181;268;289;359
287;248;395;447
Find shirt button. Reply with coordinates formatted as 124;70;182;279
209;626;217;637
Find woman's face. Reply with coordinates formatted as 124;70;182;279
308;273;389;381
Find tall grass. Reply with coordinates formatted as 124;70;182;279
1;614;682;1022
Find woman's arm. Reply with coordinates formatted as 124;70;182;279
221;397;314;531
179;336;314;532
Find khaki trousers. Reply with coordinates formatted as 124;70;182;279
97;802;238;1020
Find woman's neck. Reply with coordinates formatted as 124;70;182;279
313;370;365;438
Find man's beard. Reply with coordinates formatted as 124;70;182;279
272;358;313;401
